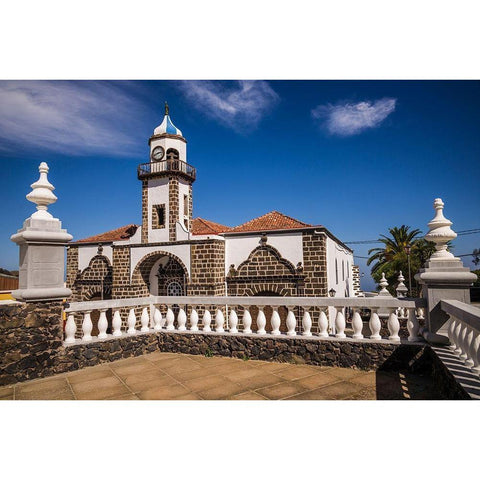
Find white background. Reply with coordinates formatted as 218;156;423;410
1;1;479;479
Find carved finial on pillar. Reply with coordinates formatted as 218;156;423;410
26;162;58;220
378;272;391;296
396;271;408;298
425;198;457;261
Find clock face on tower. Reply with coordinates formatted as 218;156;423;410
151;146;165;161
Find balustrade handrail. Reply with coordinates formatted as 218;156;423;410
137;159;196;180
65;295;426;313
441;300;480;332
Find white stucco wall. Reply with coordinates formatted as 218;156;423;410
78;245;113;271
225;232;303;275
326;236;354;297
147;177;169;243
178;178;191;231
150;137;187;162
129;244;191;281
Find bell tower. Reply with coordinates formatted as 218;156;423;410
137;103;196;243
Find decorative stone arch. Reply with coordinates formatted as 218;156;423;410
131;250;189;296
236;244;297;278
243;283;289;297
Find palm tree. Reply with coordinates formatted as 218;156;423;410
367;225;435;296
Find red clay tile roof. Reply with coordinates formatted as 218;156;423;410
74;224;139;244
227;211;312;233
192;218;231;235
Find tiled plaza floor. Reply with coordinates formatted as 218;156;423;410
0;351;443;400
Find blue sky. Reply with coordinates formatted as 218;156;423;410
1;80;479;291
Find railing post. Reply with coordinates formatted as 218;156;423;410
82;311;93;341
112;310;123;336
286;309;297;336
98;309;109;338
415;198;477;344
335;307;346;338
65;313;77;344
352;308;363;339
190;308;199;331
256;307;266;335
369;308;381;340
166;307;175;331
141;307;150;332
318;309;329;338
242;307;252;334
229;309;238;333
177;306;187;331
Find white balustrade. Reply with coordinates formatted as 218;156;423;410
286;309;296;336
229;309;238;333
98;309;108;339
352;309;363;339
302;308;312;337
215;309;225;333
166;307;175;331
256;308;266;334
112;310;122;336
335;307;346;338
271;307;281;335
369;308;381;340
190;308;199;331
153;308;162;331
64;294;426;346
387;308;400;341
141;307;150;332
203;309;212;332
177;306;187;331
242;307;252;333
127;309;136;334
82;311;93;341
65;313;76;344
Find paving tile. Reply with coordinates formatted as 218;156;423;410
293;372;340;390
67;368;115;384
136;383;191;400
223;368;268;383
257;382;308;400
170;365;222;382
71;376;130;400
16;377;69;394
16;384;75;400
236;373;283;390
252;362;291;373
109;393;140;400
274;365;320;381
343;388;377;400
111;362;160;378
289;381;364;400
174;393;203;400
123;372;179;391
0;386;15;400
158;359;203;375
328;368;367;380
197;381;247;400
230;391;268;400
348;371;377;387
183;374;230;392
199;361;251;376
189;355;235;367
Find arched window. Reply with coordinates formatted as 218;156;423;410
166;148;179;160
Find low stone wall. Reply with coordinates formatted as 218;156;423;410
0;301;64;385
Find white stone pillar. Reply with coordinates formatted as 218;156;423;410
10;162;72;301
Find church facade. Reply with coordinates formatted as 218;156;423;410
66;106;356;316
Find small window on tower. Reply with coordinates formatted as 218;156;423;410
166;148;179;160
152;204;165;229
184;194;188;216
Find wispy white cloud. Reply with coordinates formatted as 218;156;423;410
311;98;397;136
0;81;147;156
177;80;279;131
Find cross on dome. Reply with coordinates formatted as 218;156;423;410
153;101;183;136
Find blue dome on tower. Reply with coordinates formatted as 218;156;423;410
153;102;183;137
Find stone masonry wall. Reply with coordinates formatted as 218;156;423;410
302;232;328;297
141;179;148;243
169;177;179;242
189;240;226;296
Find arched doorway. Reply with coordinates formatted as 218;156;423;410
155;256;187;296
249;291;289;334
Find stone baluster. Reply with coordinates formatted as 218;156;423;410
387;308;400;341
369;308;381;340
141;307;150;332
458;323;469;360
229;309;238;333
82;311;93;341
203;309;212;332
335;307;346;338
407;308;420;342
447;317;458;350
112;310;122;336
352;308;363;339
286;309;297;336
215;309;225;332
453;321;464;356
153;308;162;331
177;306;187;331
242;307;252;333
98;309;109;339
470;331;480;376
464;327;475;367
190;308;199;331
271;307;281;335
302;308;312;337
65;313;77;344
256;307;266;334
318;309;329;337
127;308;137;334
166;307;175;330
